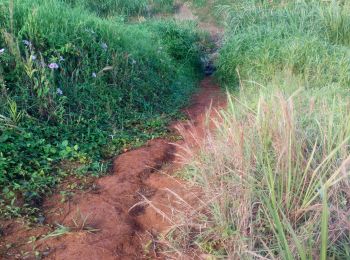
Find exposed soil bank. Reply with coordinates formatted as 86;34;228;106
0;77;225;259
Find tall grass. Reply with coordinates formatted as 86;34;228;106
165;0;350;258
217;0;350;90
168;82;350;259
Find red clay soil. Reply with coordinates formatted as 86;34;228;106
0;77;225;259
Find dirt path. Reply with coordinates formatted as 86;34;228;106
1;5;226;260
175;2;224;41
0;77;225;259
46;77;225;259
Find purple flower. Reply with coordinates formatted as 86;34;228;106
48;63;59;69
57;88;63;95
100;42;108;51
23;40;32;47
0;48;5;55
92;72;97;78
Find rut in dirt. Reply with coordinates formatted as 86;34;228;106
0;77;225;259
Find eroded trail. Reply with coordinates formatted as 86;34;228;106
1;77;225;259
1;4;226;258
42;77;224;259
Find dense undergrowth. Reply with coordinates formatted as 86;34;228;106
168;0;350;259
0;0;204;217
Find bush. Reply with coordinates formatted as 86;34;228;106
0;0;203;214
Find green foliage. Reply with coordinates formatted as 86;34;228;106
217;0;350;90
0;0;203;215
64;0;175;17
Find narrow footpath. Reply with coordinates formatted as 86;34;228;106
41;77;225;259
1;4;226;259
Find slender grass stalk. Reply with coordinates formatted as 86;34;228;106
320;185;329;260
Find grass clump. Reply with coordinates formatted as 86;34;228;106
165;0;350;258
174;86;350;259
0;0;204;216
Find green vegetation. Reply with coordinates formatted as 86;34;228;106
217;0;350;89
65;0;176;18
0;0;204;216
2;0;350;257
168;0;350;259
